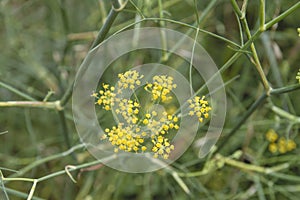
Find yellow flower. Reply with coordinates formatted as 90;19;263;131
117;70;144;92
296;69;300;83
286;140;296;151
265;129;278;142
146;75;177;103
268;143;277;153
188;96;212;123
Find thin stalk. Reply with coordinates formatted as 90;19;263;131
230;0;242;17
243;21;270;92
265;2;300;30
9;144;85;178
189;28;199;95
113;18;241;48
270;84;300;95
240;0;248;19
231;0;270;93
0;101;63;110
0;81;36;101
91;8;119;49
179;153;289;177
27;180;38;200
158;0;168;61
193;0;200;26
0;186;44;200
270;105;300;123
197;0;218;26
58;111;72;152
0;171;9;200
37;155;116;182
259;0;266;31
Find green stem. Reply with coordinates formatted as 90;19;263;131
230;0;242;17
91;8;119;49
189;28;199;95
158;0;168;61
193;0;200;26
0;81;36;101
37;155;116;182
270;105;300;123
231;0;270;93
58;111;73;152
9;144;85;178
259;0;266;31
220;154;289;174
112;17;240;49
179;153;289;177
0;101;63;110
265;2;300;30
270;84;300;95
0;186;44;200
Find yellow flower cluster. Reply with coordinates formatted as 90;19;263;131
93;69;212;159
296;69;300;84
298;28;300;36
144;75;177;102
92;84;116;111
266;129;297;154
151;136;174;159
188;96;212;122
117;70;143;92
103;123;147;153
115;99;140;124
147;112;179;159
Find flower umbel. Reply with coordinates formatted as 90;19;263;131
93;69;212;159
92;84;116;111
144;75;177;103
296;69;300;84
117;70;143;92
265;129;297;154
188;96;212;123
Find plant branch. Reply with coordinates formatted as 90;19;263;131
9;144;85;178
270;105;300;123
259;0;266;31
0;81;37;101
179;152;289;177
231;0;270;93
0;101;63;110
265;2;300;29
36;155;116;182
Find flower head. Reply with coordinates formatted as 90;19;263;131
188;96;212;122
144;75;177;103
296;69;300;84
265;129;297;154
265;129;278;143
93;69;212;159
93;83;116;111
117;70;143;92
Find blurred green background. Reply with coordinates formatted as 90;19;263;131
1;0;300;199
